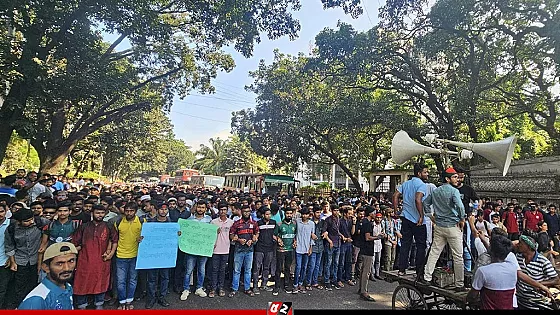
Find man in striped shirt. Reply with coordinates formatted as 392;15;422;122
515;234;560;310
229;205;259;297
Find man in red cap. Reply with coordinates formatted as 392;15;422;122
419;167;468;292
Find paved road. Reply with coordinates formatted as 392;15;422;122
105;278;399;311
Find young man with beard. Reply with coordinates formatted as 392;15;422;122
273;207;296;295
420;167;467;292
180;200;212;301
252;208;276;294
144;203;172;308
18;242;78;310
229;204;259;298
82;200;94;215
114;202;145;310
69;196;90;223
392;162;429;279
72;204;118;310
209;202;234;298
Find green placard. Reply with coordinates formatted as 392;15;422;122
178;218;218;257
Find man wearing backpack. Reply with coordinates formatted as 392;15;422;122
4;208;43;308
37;201;81;280
114;202;146;310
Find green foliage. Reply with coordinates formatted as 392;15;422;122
0;0;317;170
193;135;270;176
0;132;40;176
236;0;560;182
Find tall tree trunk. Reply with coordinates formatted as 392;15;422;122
39;143;78;174
0;123;14;166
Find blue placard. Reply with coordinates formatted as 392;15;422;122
136;222;179;269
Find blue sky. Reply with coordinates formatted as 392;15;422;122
169;1;383;149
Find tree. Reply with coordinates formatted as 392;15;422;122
66;107;195;181
0;132;40;175
164;139;195;174
233;51;393;194
193;135;270;176
193;138;228;176
1;0;339;170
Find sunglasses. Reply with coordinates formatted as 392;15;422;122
44;212;56;215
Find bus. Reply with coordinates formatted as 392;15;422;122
174;169;200;184
189;175;225;189
223;173;298;196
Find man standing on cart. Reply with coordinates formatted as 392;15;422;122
392;162;429;280
419;167;468;292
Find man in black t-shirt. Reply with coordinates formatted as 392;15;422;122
69;195;90;223
357;206;376;302
351;207;365;281
252;209;276;293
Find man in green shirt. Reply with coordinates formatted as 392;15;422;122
273;208;297;295
419;167;467;292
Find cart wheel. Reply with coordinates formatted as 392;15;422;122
392;284;428;310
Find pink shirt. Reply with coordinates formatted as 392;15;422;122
212;217;234;254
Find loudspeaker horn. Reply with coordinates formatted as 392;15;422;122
443;136;517;176
391;130;458;165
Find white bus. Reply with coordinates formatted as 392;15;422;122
189;175;225;189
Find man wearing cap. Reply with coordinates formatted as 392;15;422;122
18;242;77;309
515;234;560;309
137;195;152;217
72;204;118;310
420;167;467;292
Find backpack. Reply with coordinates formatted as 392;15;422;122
114;215;146;229
46;219;82;243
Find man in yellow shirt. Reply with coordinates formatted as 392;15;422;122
114;202;145;310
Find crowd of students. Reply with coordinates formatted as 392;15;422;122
1;167;560;310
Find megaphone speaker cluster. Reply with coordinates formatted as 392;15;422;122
390;130;517;176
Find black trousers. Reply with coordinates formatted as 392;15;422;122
171;250;186;292
275;251;293;289
398;217;427;277
13;263;37;308
0;267;13;309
